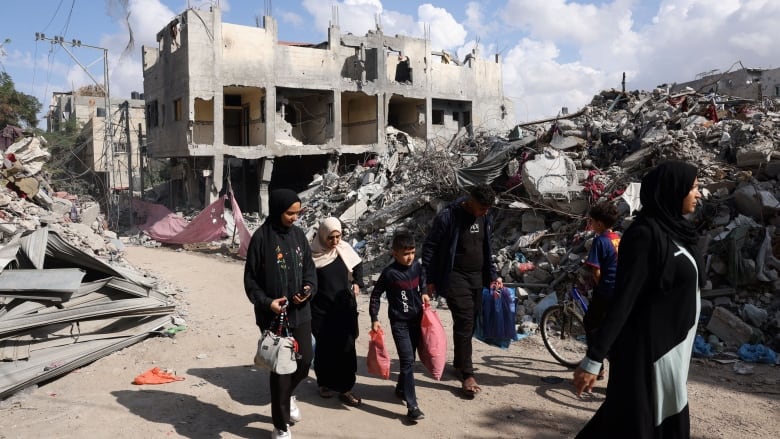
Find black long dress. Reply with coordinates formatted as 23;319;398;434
310;257;363;393
577;220;700;438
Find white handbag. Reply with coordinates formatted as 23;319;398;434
254;310;298;374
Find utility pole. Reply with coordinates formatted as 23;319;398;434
34;33;114;226
123;101;133;227
138;123;145;200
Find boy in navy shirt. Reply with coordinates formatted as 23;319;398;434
369;232;430;421
584;202;621;379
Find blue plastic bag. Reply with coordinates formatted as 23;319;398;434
481;287;516;339
474;287;517;349
737;343;778;364
692;335;714;358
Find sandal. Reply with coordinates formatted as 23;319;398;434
339;391;362;407
319;386;334;398
461;376;481;397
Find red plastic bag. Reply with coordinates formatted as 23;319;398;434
366;328;391;379
133;367;185;385
418;302;447;380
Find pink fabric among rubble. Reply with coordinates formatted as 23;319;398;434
229;192;252;258
133;192;251;258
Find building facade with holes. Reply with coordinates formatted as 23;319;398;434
142;5;514;214
46;91;146;198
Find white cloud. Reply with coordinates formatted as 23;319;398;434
417;4;467;51
104;0;177;98
501;0;635;44
302;0;384;34
464;2;489;36
280;11;304;27
632;0;780;88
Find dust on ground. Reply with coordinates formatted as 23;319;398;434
1;246;777;439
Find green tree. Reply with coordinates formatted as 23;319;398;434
0;72;41;128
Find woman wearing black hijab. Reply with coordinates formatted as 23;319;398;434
573;161;703;439
245;189;317;439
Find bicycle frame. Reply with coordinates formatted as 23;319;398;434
568;285;588;319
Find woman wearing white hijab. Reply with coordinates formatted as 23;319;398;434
310;217;364;406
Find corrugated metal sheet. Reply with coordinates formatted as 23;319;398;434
0;228;175;400
0;268;86;302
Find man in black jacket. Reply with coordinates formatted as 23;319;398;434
422;184;502;398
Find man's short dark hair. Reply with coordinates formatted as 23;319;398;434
588;201;619;228
469;184;496;206
392;231;416;250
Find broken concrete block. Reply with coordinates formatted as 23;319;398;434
741;303;768;327
358;195;428;233
736;140;773;167
50;196;73;217
339;199;369;223
80;202;101;226
733;185;780;220
521;148;582;199
619;145;654;170
706;306;754;348
550;132;583;150
762;160;780;178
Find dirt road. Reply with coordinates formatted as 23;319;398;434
1;246;778;438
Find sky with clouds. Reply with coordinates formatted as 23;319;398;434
2;0;779;125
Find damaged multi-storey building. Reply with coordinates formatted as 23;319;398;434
671;65;780;102
47;90;146;202
141;6;514;215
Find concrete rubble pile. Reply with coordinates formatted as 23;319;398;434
0;133;177;399
293;88;780;359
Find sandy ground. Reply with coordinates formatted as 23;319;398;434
1;245;778;439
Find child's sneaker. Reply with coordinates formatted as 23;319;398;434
406;406;425;421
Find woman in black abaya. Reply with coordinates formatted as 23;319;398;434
244;189;317;439
310;217;364;407
573;161;703;439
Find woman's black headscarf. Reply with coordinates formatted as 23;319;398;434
638;161;698;247
637;160;703;286
268;188;301;228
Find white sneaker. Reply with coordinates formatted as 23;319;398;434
289;396;301;423
271;425;291;439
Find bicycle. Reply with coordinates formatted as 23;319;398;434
539;265;590;368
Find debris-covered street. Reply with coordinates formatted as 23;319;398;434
1;246;777;439
1;84;779;437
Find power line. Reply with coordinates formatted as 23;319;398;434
42;0;66;33
59;0;77;38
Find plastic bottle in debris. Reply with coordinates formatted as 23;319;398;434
70;205;79;222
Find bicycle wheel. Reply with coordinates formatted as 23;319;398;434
540;304;588;368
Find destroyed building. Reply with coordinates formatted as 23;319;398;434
141;5;514;215
671;66;780;102
46;91;147;199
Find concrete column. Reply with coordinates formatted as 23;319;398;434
377;93;387;153
258;157;274;218
333;90;342;147
211;155;224;204
265;87;276;150
425;96;433;149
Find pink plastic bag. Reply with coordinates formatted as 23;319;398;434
418;302;447;380
367;328;391;379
